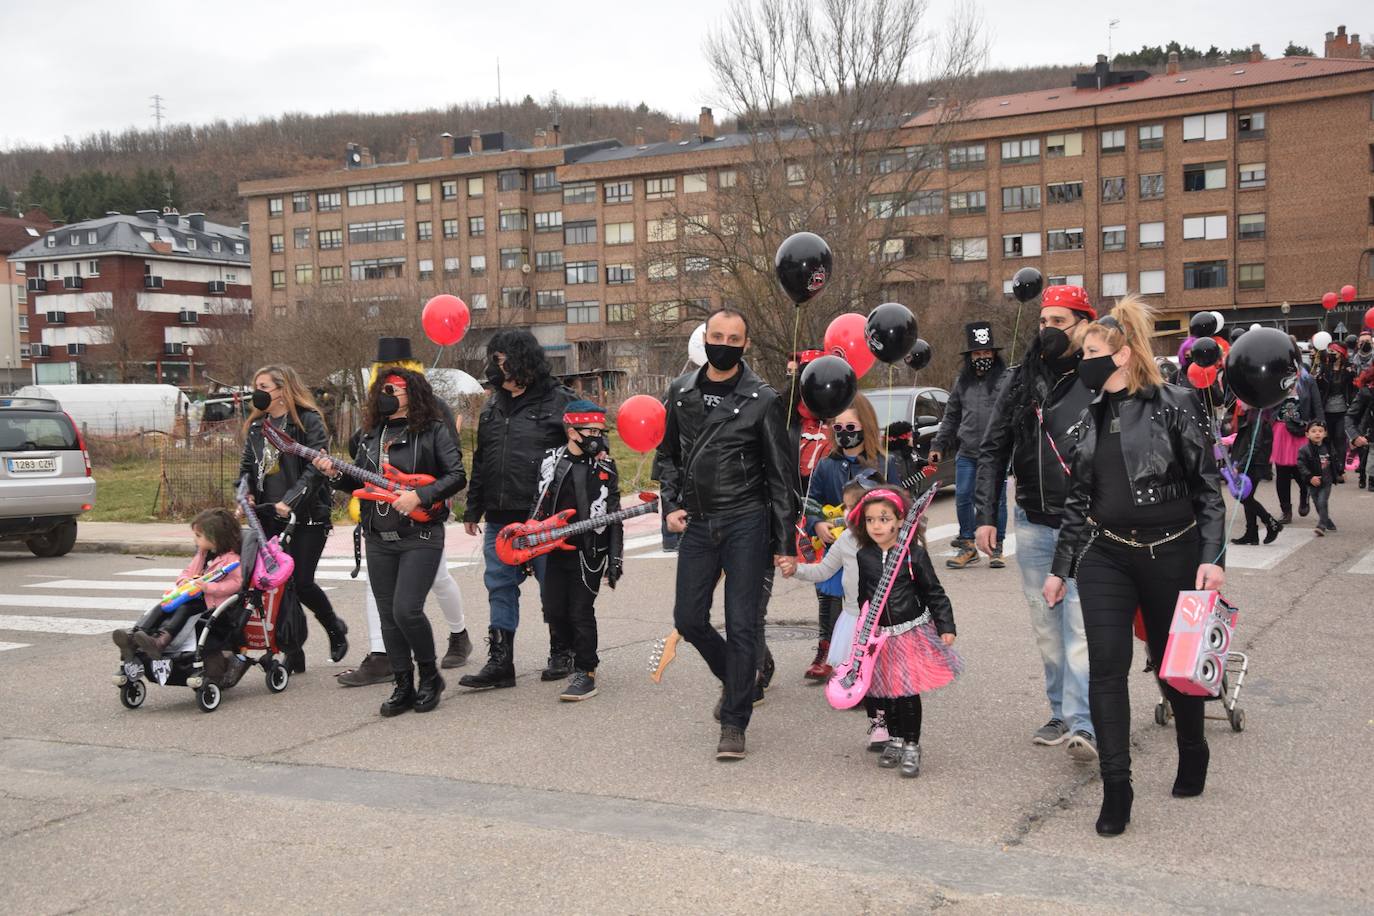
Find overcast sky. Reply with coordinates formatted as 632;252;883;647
0;0;1363;149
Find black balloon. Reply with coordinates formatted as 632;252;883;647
1228;326;1247;344
1189;311;1220;339
774;232;833;306
1011;267;1043;304
904;339;933;371
865;302;919;364
1225;327;1299;409
1344;334;1359;351
1189;337;1221;369
799;354;857;417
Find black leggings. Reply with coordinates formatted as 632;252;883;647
365;533;445;672
869;694;923;743
260;514;340;629
1325;412;1349;472
1273;465;1306;514
1076;528;1206;782
135;595;208;639
817;594;842;642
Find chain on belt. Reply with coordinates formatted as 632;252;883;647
1090;517;1197;559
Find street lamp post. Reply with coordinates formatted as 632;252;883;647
185;346;195;388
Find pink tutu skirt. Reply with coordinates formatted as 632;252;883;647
868;620;963;698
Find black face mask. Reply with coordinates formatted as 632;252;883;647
577;435;608;457
1362;342;1372;355
972;356;994;375
1078;354;1119;393
704;343;745;373
251;389;273;411
835;429;864;450
376;393;401;417
1039;326;1072;361
484;360;505;388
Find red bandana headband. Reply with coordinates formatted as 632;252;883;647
383;373;407;388
845;487;907;530
1040;285;1097;320
564;409;606;425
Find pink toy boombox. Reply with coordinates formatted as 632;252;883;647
1346;448;1361;474
1160;590;1237;697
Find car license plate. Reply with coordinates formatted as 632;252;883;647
7;457;56;473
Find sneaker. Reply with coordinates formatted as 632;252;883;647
867;715;889;751
559;670;598;702
1032;718;1070;746
716;726;747;760
1314;525;1325;537
337;652;392;687
946;548;980;569
441;630;473;669
878;737;906;768
899;742;922;778
1066;731;1099;763
989;549;1006;569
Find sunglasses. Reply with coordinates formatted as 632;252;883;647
832;423;861;433
381;383;408;396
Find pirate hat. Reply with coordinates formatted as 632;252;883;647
960;321;1001;354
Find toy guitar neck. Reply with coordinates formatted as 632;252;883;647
530;496;659;547
261;422;392;493
494;492;658;566
235;477;273;548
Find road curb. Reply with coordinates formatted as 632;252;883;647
72;541;194;557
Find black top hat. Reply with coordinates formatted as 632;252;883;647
960;321;1001;353
374;337;414;364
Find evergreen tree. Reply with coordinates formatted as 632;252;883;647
1284;41;1314;57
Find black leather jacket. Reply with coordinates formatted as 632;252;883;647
1051;384;1227;579
464;377;576;522
531;447;625;586
1346;386;1374;443
239;408;334;525
655;362;800;556
856;543;956;633
335;419;466;533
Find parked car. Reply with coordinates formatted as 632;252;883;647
0;396;96;557
863;386;957;491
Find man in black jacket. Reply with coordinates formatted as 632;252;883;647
973;285;1098;764
657;309;799;760
459;330;576;690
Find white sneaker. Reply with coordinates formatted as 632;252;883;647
1066;731;1099;763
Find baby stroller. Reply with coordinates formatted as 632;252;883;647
113;519;300;713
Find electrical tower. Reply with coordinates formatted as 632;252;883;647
150;94;166;133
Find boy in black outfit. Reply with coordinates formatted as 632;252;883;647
531;400;624;700
1297;420;1338;534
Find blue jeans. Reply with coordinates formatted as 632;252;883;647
661;513;681;551
483;520;547;632
1013;506;1092;737
673;507;771;730
956;455;1005;542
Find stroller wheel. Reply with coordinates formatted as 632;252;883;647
196;683;222;713
120;680;147;709
1153;701;1170;727
1229;707;1245;732
266;662;289;694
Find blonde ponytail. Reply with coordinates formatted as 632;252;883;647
1082;294;1164;394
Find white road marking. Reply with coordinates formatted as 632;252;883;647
116;567;372;582
25;579;335;593
1219;526;1311;570
0;615;132;635
1349;546;1374;575
0;641;31;652
0;594;154;612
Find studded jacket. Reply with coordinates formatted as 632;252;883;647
239;408;334;525
1050;383;1227;580
530;446;624;586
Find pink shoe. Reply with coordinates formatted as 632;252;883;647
867;714;889;752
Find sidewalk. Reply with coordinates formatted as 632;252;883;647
75;512;665;558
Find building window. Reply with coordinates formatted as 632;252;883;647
501;287;529;309
1183;161;1226;192
443;257;461;277
292;192;310;212
441;219;459;240
270;234;284;253
1183;113;1228;142
948;190;986;216
536;289;566;309
1045;132;1083;158
533;169;560;193
498;209;528;232
650;301;682;323
1139;173;1165;199
320;265;343;284
604;181;633;204
1002;232;1042;258
1238;112;1266;138
469;216;485;236
1239;163;1266;189
1102;272;1128;297
949;238;988;262
718;169;737;188
418;258;434;280
1139;221;1165;248
535;210;563;233
348;219;405;244
470;255;486;276
1238;263;1265;290
45;235;56;248
417;220;433;241
317;191;341;211
567;301;599;324
408;182;430;204
563;181;595;204
467;177;484;198
683;173;708;193
1000;138;1040;163
293;227;311;249
346;182;404;206
1183;214;1227;241
1183;260;1228;289
498;170;524;192
17;314;27;329
647;217;677;242
1045;274;1084;287
499;248;528;270
868;191;943;218
1139;269;1165;295
210;241;220;253
441;180;458;201
349;257;405;281
785;163;806;185
1102;225;1126;251
186;238;198;251
470;293;488;310
1047;181;1084;205
684;256;710;273
1238;212;1266;240
684;215;710;237
605;222;635;245
606;263;635;285
1138;124;1164;150
535;250;564;273
233;242;245;254
1047;228;1084;251
268;197;283;217
607;302;636;323
566;261;598;284
1001;185;1040;212
1100;129;1126;153
647;259;678;282
271;270;285;289
564;220;596;245
948;143;987;170
645;177;676;199
1101;176;1126;203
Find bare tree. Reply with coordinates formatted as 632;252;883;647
198;296;256;390
88;289;159;383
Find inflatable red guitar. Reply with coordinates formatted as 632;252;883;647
495;492;659;565
260;421;442;523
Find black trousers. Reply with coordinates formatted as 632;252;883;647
1076;528;1206;782
541;553;600;672
260;515;340;630
1240;487;1274;535
135;594;208;639
1325;412;1349;473
365;532;445;672
1273;465;1306;514
817;594;842;642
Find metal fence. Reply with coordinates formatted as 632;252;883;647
156;430;241;519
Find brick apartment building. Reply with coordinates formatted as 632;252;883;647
241;38;1374;375
0;209;55;390
11;210;251;385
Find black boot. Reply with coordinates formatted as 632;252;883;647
414;661;446;713
1172;740;1210;798
322;615;349;663
1263;516;1283;544
286;648;306;673
458;628;516;690
1096;778;1134;836
541;626;574;681
1230;531;1259;546
379;669;416;717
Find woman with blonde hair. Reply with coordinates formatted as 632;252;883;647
1040;294;1227;837
240;364;349;671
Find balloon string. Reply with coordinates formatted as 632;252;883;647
786;307;801;432
1009;301;1026;364
431;346;445;371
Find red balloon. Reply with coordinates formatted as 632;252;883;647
422;294;470;346
1213;335;1230;356
1341;284;1357;303
1321;291;1339;311
1365;307;1374;330
1187;363;1218;388
823;313;876;378
616;395;666;454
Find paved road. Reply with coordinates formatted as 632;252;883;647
3;488;1374;913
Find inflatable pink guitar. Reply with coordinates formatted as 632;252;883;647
235;477;295;590
825;482;940;710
